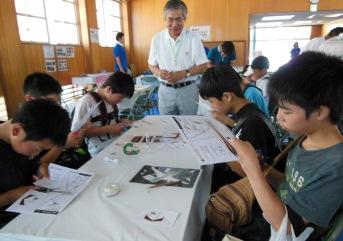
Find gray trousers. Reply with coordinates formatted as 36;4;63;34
158;82;199;115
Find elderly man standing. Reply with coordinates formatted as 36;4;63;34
148;0;208;115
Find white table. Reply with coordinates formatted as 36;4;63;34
0;116;212;241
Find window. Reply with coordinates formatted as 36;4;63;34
96;0;122;47
249;26;311;71
15;0;79;45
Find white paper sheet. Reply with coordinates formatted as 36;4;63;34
172;116;237;165
70;101;102;132
6;164;93;215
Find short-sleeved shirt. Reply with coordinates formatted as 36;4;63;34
207;46;236;65
278;141;343;228
148;28;208;83
243;84;269;117
0;140;36;223
71;93;118;156
302;37;325;52
232;103;279;160
319;35;343;60
113;43;128;72
256;74;270;102
290;47;301;58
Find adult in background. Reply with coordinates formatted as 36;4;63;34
290;42;301;59
302;27;343;52
113;32;129;74
208;41;236;67
148;0;208;115
319;32;343;60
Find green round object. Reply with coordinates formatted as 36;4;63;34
123;142;140;155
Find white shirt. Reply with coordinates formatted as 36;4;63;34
148;28;208;83
256;74;270;101
319;34;343;59
72;93;118;156
302;37;325;52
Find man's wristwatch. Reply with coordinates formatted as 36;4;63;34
186;69;191;77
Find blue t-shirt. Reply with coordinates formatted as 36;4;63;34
204;46;209;56
208;46;236;65
243;84;269;116
113;44;128;72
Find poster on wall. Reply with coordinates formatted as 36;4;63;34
43;45;55;59
90;28;99;43
66;46;75;58
56;46;67;58
57;59;68;72
45;60;57;72
190;25;211;41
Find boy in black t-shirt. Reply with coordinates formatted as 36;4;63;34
199;65;279;190
0;100;70;227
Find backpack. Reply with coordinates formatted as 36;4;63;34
232;105;283;151
88;92;119;126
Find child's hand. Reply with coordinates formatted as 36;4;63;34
8;186;34;202
108;123;124;135
65;131;81;149
33;162;50;180
211;111;235;127
229;139;262;176
120;118;133;128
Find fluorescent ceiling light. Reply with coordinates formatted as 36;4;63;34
324;13;343;18
255;21;283;27
293;20;313;25
307;14;316;19
261;15;295;21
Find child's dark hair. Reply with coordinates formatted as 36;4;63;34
116;32;124;41
23;72;62;97
269;52;343;124
11;99;70;147
102;72;134;98
221;41;235;55
251;56;269;70
199;65;244;100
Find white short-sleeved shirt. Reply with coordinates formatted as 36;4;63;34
71;93;118;156
319;34;343;60
148;28;208;83
256;74;270;101
302;37;325;52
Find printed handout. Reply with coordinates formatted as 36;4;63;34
7;164;93;215
130;165;200;188
172;116;237;165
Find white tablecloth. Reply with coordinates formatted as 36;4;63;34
0;116;212;241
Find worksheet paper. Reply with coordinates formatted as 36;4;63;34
172;116;237;165
7;164;93;215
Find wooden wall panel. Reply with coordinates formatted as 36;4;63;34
310;25;323;39
0;0;27;116
130;0;343;74
21;44;86;85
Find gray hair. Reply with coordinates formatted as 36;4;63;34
163;0;188;20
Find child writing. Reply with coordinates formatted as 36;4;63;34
0;99;70;227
